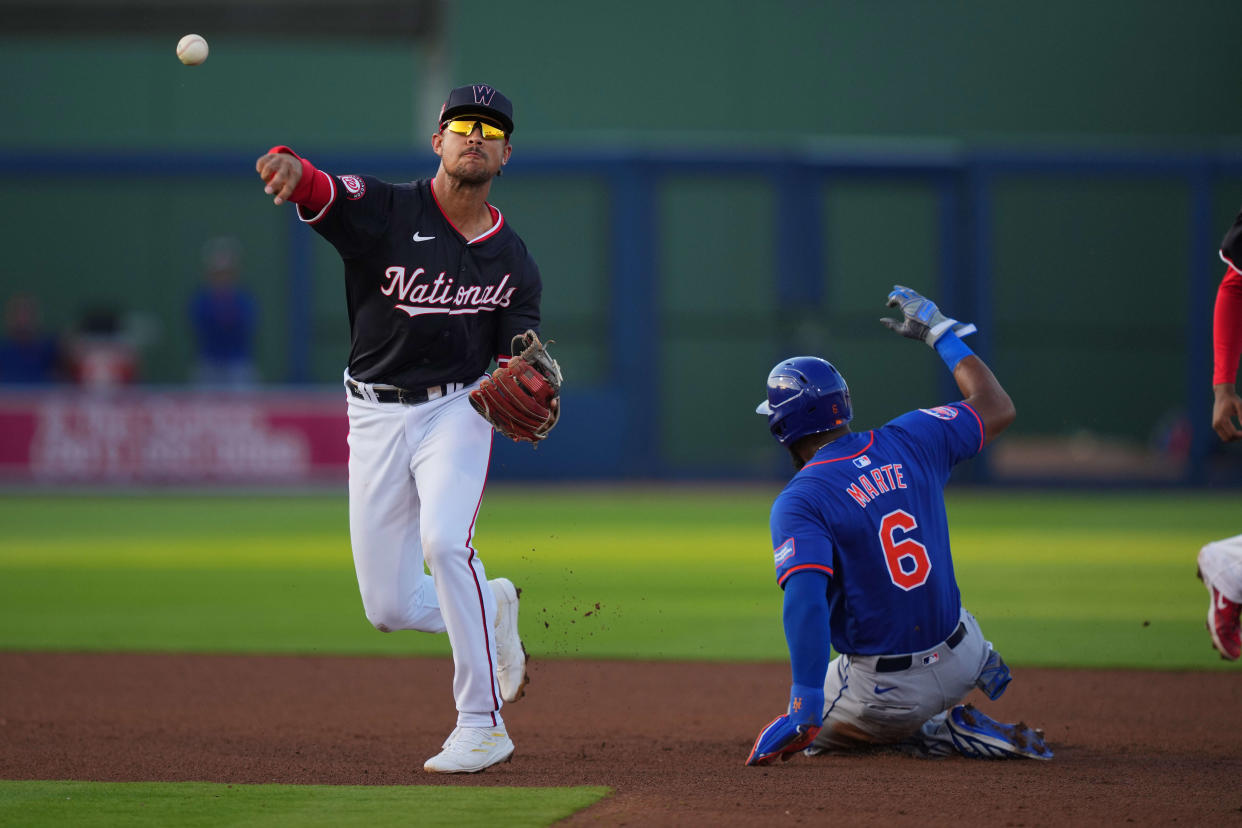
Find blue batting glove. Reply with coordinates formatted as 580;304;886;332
745;684;824;766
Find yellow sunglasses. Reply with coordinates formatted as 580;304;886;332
443;119;507;140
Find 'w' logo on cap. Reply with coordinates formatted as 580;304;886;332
472;85;495;105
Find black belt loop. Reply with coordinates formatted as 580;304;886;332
874;620;967;673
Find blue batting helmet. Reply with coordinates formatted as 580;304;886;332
755;357;853;446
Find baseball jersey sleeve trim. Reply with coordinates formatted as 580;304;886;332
294;171;336;225
801;432;875;471
1214;266;1242;386
777;563;834;587
958;401;985;453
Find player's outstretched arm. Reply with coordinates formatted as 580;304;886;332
951;352;1015;446
880;285;1014;445
256;151;303;206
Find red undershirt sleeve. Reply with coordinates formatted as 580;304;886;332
1213;266;1242;386
267;145;334;213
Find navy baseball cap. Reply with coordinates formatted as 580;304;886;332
439;84;515;135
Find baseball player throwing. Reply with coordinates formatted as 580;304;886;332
255;84;544;773
747;286;1052;764
1196;208;1242;661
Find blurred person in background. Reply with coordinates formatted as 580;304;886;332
1196;209;1242;661
64;307;141;390
0;293;63;384
189;236;259;389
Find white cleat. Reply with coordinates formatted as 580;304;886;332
423;726;514;774
489;577;530;702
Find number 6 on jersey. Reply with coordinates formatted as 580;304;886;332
878;509;931;590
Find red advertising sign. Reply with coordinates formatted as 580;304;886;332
0;390;349;485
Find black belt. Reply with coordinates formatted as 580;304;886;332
874;620;967;673
346;379;462;405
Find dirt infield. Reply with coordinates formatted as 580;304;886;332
2;652;1241;826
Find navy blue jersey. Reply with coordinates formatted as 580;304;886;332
299;175;541;388
769;402;985;656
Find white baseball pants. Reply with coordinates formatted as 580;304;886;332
812;608;990;753
345;376;505;728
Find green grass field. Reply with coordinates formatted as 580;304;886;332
0;781;610;828
0;487;1235;667
1;486;1238;826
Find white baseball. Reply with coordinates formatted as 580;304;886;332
176;34;209;66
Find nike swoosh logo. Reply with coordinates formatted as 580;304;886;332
874;685;898;695
1219;591;1232;611
412;232;436;242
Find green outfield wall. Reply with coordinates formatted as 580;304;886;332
3;0;1241;479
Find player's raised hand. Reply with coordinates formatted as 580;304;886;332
1212;385;1242;442
744;684;823;766
256;152;303;206
880;285;977;347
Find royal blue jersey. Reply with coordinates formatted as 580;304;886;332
769;402;985;656
189;286;257;363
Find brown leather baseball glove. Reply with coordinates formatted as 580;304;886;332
469;330;562;445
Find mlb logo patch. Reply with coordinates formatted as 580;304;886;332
919;406;959;421
852;455;872;469
773;538;795;567
922;651;940;666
